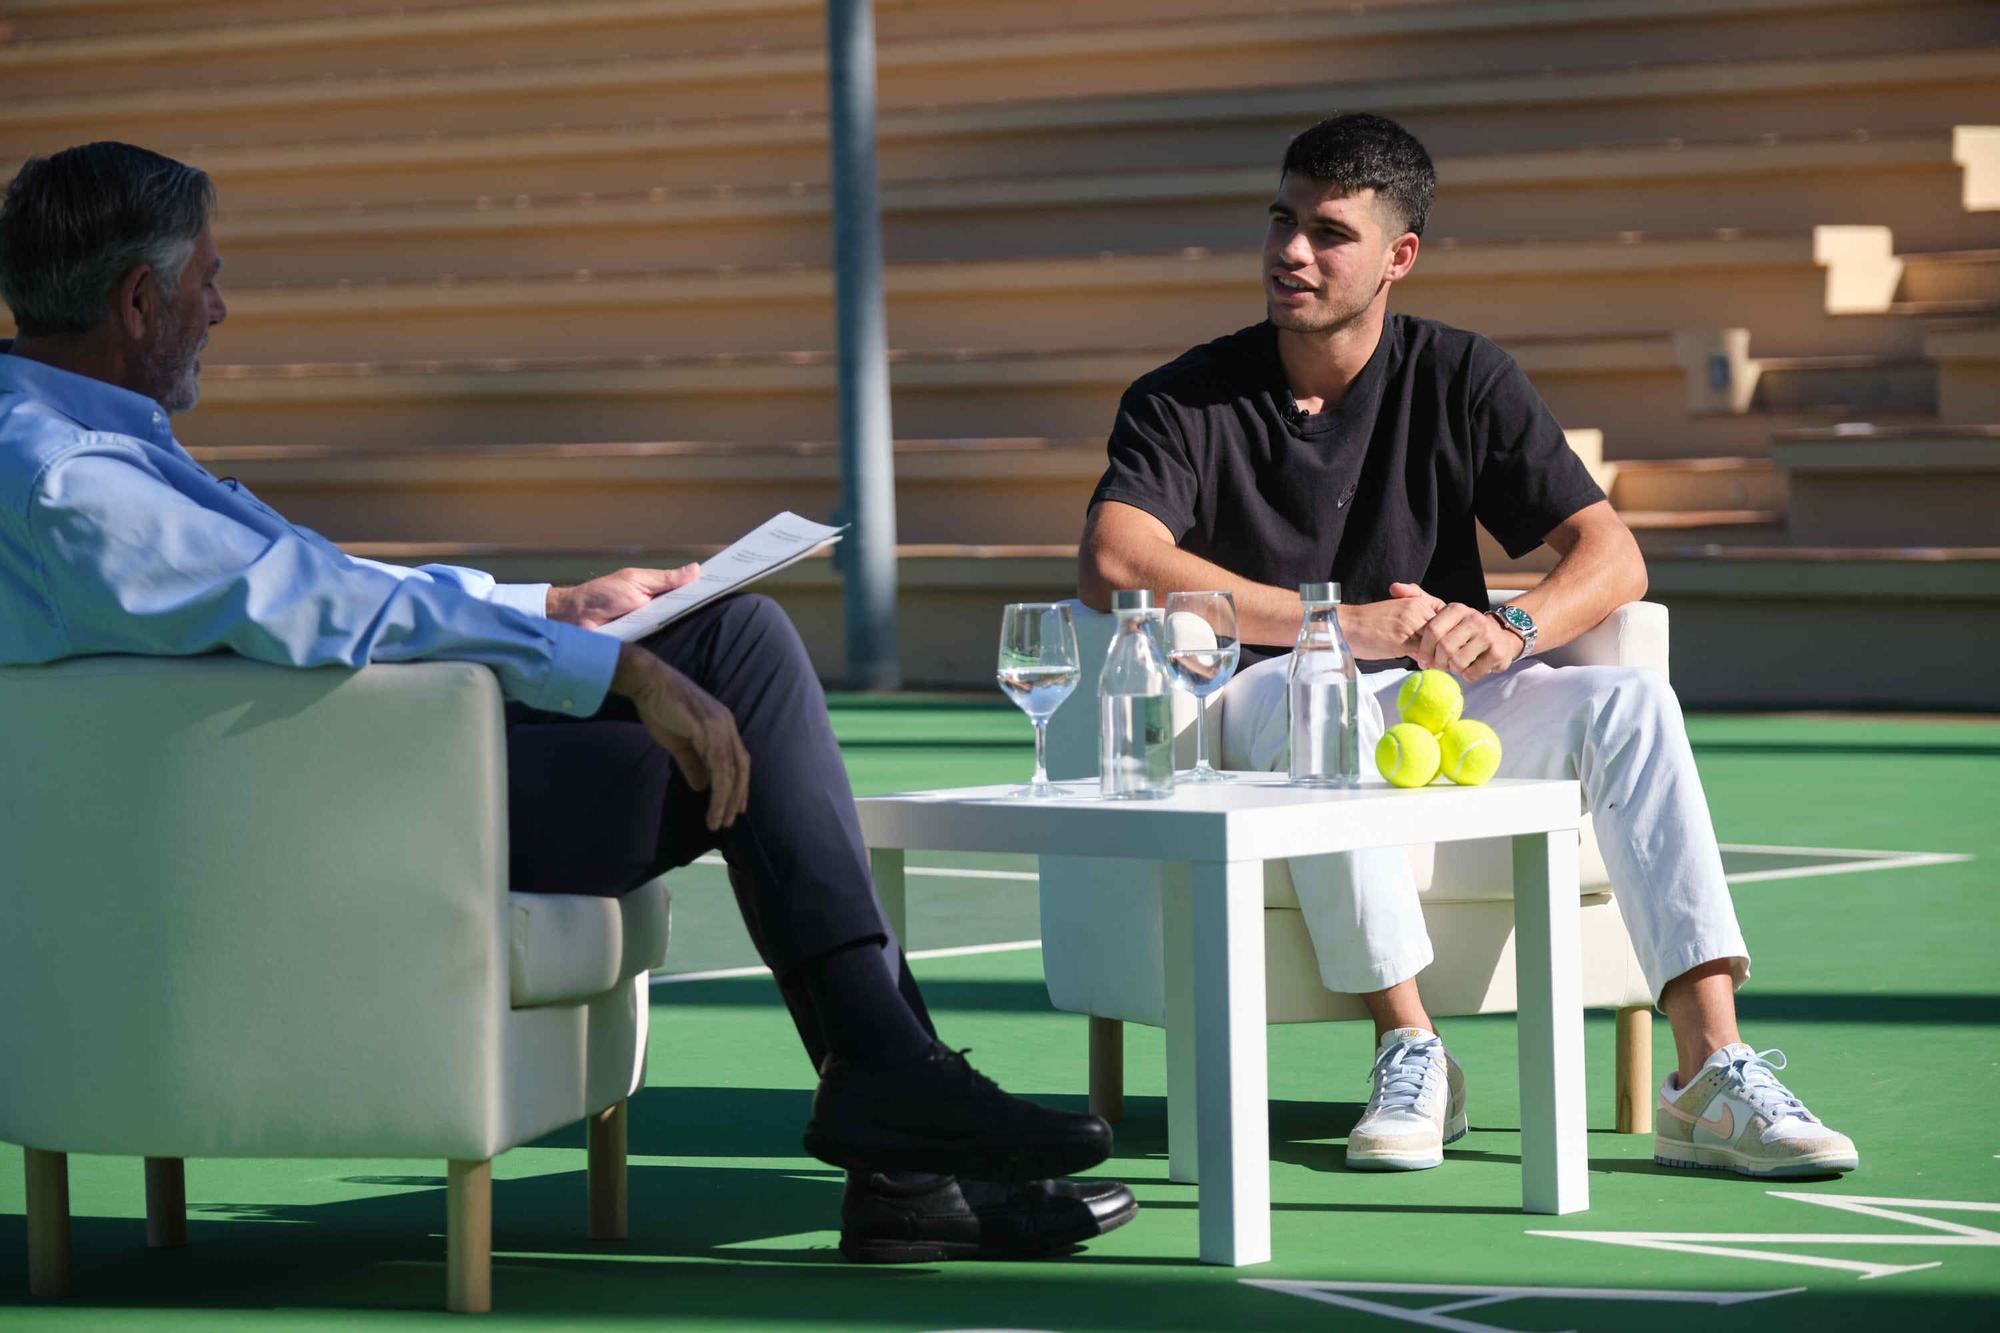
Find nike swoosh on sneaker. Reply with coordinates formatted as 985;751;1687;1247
1695;1102;1735;1139
1658;1093;1734;1140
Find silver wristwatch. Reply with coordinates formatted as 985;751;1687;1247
1490;603;1538;656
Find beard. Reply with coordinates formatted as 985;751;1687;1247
141;301;207;415
1266;283;1376;337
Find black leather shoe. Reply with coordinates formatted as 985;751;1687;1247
840;1172;1139;1263
803;1042;1114;1183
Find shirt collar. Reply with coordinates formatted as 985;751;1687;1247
0;339;177;447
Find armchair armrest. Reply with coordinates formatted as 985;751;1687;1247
0;655;514;1158
1491;591;1670;674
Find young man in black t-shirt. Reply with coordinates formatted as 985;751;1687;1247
1079;114;1857;1180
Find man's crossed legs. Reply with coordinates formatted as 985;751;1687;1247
505;594;1136;1259
1220;653;1858;1179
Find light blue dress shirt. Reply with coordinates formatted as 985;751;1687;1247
0;346;620;716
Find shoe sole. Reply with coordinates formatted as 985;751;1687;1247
839;1195;1140;1264
1654;1143;1859;1177
1346;1111;1467;1172
803;1128;1113;1185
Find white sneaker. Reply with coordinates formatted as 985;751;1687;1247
1655;1043;1859;1177
1346;1027;1468;1171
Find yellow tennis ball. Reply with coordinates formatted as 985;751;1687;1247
1397;668;1463;734
1438;719;1502;786
1376;722;1443;789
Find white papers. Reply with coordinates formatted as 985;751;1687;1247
598;512;847;643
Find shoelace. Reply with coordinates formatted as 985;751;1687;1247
1725;1047;1817;1125
939;1045;1005;1099
1367;1034;1443;1113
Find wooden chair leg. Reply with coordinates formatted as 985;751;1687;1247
145;1157;188;1249
25;1148;71;1299
447;1159;492;1315
1089;1016;1124;1123
1615;1005;1653;1134
587;1100;628;1241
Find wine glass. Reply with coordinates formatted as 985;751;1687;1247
996;602;1080;799
1164;591;1241;783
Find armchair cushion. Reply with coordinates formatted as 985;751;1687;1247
509;879;671;1008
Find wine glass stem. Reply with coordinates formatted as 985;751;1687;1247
1032;718;1050;787
1195;694;1210;771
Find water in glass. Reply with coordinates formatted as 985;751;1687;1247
997;602;1079;798
1164;591;1240;782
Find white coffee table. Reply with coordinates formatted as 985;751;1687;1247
855;772;1588;1266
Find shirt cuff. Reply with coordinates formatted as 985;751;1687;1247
489;581;553;618
532;621;622;717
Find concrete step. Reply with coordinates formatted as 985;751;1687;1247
156;124;2000;264
0;0;496;43
90;128;2000;263
1608;457;1788;512
1770;422;2000;545
8;33;1999;173
35;46;2000;214
1897;247;2000;303
65;233;1916;364
1644;544;2000;708
1925;323;2000;420
1748;355;1938;413
0;0;1540;71
193;437;1110;547
7;0;1993;115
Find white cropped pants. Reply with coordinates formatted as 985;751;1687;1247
1217;654;1749;1002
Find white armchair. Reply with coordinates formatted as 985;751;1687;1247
0;655;668;1314
1040;593;1664;1134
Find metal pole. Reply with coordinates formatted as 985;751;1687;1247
826;0;900;690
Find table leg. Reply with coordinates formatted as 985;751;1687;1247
1161;861;1198;1185
871;847;907;946
1190;859;1270;1266
1513;829;1589;1215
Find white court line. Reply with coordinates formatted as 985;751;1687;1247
1724;851;1970;885
696;847;1971;889
652;938;1041;986
692;853;1036;883
1718;840;1972;859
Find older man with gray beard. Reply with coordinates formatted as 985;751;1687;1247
0;141;1135;1264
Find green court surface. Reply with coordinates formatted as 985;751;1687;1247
3;704;1996;1330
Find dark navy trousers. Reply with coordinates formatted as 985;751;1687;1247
503;593;934;1069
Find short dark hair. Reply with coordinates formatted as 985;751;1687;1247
1280;113;1436;238
0;142;215;337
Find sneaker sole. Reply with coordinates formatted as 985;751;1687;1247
1654;1143;1859;1177
1346;1112;1467;1172
839;1194;1139;1264
803;1128;1113;1185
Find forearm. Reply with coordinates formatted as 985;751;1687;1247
1507;520;1648;655
1080;526;1304;647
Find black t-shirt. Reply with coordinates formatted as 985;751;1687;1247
1089;314;1605;669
